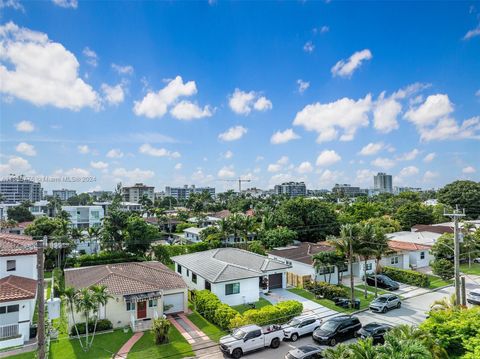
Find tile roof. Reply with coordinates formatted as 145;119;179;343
0;275;37;303
64;261;187;295
0;233;37;256
171;248;291;283
388;240;431;252
268;242;335;265
211;210;232;219
412;225;453;235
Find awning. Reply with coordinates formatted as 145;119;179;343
124;291;162;303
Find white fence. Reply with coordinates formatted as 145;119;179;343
0;323;19;339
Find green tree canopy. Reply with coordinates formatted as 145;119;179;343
260;227;297;249
394;202;434;230
438;180;480;219
125;215;159;254
7;203;34;222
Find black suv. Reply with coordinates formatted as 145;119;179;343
312;315;362;346
357;323;392;345
365;275;399;291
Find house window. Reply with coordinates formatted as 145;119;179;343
364;263;373;271
420;252;425;260
0;306;5;314
390;257;399;265
337;263;348;272
192;273;197;284
126;302;136;311
317;266;335;275
177;264;182;274
148;300;157;308
225;283;240;295
6;260;16;272
7;305;19;313
186;269;190;277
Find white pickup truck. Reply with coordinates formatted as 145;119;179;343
219;324;284;358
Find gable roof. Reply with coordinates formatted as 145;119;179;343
388;240;431;252
386;231;441;246
64;261;186;295
0;275;37;303
0;233;37;257
268;242;335;265
412;224;453;235
171;248;290;283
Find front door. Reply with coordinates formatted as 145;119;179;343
137;301;147;319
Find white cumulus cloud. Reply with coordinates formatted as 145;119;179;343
297;161;313;174
253;96;272;111
293;95;371;143
218;165;235;178
112;167;155;183
297;79;310;93
270;129;300;144
106;148;124;158
111;63;133;75
423;153;436;163
82;47;97;67
228;88;272;115
397;148;420;161
268;156;289;173
218;126;247;141
0;156;32;176
77;145;90;154
52;0;78;9
359;142;384;156
139;144;181;158
316;150;341;167
15;142;36;156
399;166;419;177
0;22;99;110
303;41;315;53
90;161;108;169
170;100;213;120
15;120;34;132
101;83;124;105
463;24;480;40
331;49;372;78
463;166;476;174
371;157;396;169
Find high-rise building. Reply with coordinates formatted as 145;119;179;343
165;185;215;201
332;184;362;196
0;178;42;203
374;172;393;193
274;182;307;197
121;183;155;203
52;189;77;201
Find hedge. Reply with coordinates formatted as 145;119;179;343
65;251;145;268
304;281;349;300
70;319;112;336
193;290;303;330
382;266;430;287
154;241;221;265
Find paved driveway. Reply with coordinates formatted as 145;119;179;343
262;288;340;320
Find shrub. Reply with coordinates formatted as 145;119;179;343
153;241;221;265
65;251;145;268
151;318;171;344
175;222;194;233
213;304;238;330
305;281;349;300
382;266;430;287
52;268;64;297
232;300;303;328
431;259;454;280
70;319;112;336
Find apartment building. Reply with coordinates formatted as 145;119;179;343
122;183;155;203
52;189;77;201
0;178;42;203
273;182;306;197
165;185;215;201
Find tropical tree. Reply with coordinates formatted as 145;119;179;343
88;285;112;348
370;228;392;297
322;343;352;359
377;333;433;359
349;337;376;359
152;317;171;344
313;251;338;284
64;287;83;350
358;224;376;299
74;288;96;350
437;180;480;219
388;324;448;359
7;203;34;222
430;293;458;312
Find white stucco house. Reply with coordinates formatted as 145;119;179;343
171;248;291;306
388;240;432;269
0;233;38;349
182;227;204;243
62;205;104;229
64;261;187;332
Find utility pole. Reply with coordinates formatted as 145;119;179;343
445;206;465;306
349;227;355;309
37;236;46;359
461;276;467;306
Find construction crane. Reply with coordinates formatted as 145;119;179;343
219;177;252;192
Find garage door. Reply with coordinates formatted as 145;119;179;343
268;273;283;289
164;293;184;314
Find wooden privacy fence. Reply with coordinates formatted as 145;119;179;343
286;272;312;288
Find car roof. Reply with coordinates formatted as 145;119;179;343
378;293;397;298
329;315;355;322
293;315;319;321
363;322;392;330
289;345;322;357
470;288;480;294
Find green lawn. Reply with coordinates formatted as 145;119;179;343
49;329;131;359
128;325;194;359
460;263;480;276
186;311;228;342
288;287;374;313
231;297;272;314
2;352;35;359
427;274;453;289
355;284;389;296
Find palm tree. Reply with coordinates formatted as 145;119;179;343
378;332;433;359
322;343;352;359
64;287;84;349
370;227;392;297
388;325;448;359
349;337;377;359
74;288;96;351
88;285;112;348
430;293;458;312
313;251;337;284
358;224;376;299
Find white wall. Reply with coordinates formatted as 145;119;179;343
176;262;207;291
212;278;260;306
0;254;37;280
0;298;35;344
380;253;409;271
409;250;433;268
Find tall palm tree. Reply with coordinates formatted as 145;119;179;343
88;285;112;348
313;251;337;284
358;224;376;299
370;227;392;297
74;288;96;351
349;337;377;359
64;287;84;350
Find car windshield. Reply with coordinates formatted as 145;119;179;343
363;324;379;332
288;318;301;327
375;297;389;302
470;291;480;297
231;329;247;340
320;321;339;332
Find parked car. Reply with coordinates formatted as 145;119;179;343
366;275;400;291
282;315;321;342
357;322;392;344
285;345;324;359
473;258;480;263
312;315;362;346
219;324;284;358
333;297;360;309
369;294;401;313
467;288;480;305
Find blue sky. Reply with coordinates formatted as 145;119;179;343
0;0;479;193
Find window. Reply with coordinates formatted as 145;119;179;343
364;263;372;271
225;283;240;295
126;302;136;311
420;252;425;260
148;300;157;308
177;264;182;274
6;260;16;272
0;306;5;314
7;305;19;313
317;266;335;275
186;269;190;277
390;256;399;265
337;263;348;272
245;330;262;340
192;273;197;284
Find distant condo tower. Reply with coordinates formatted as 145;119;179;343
374;172;393;193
